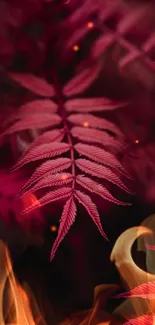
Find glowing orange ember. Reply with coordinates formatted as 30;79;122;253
61;173;68;180
73;45;79;52
50;225;57;232
83;121;89;127
135;139;139;144
87;21;94;29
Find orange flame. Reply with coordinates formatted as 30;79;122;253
0;240;46;325
1;214;155;324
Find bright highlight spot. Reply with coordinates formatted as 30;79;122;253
61;173;68;180
83;121;89;127
87;21;94;29
73;45;79;52
50;225;57;232
21;193;40;210
135;139;139;144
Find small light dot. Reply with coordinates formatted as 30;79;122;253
83;121;89;127
61;173;68;180
87;21;94;29
73;45;79;52
50;225;57;232
135;139;139;144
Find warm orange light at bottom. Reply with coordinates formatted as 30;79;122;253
153;315;155;325
0;216;155;324
0;240;45;325
0;241;116;325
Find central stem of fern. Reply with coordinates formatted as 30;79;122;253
52;74;76;192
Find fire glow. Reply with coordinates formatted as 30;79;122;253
0;216;155;324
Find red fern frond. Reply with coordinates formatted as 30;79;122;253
50;197;77;260
65;98;126;113
122;314;153;325
75;143;127;175
75;190;107;239
72;127;122;149
12;142;70;170
15;99;58;115
2;70;132;260
76;159;132;193
27;129;64;151
68;113;122;136
64;24;93;53
22;187;72;214
4;100;58;127
9;73;55;97
76;175;127;205
117;6;146;35
22;173;73;196
114;281;155;300
3;114;61;135
63;63;102;97
92;33;114;59
62;0;97;28
20;158;72;193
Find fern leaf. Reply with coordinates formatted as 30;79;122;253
114;280;155;299
20;158;72;193
50;197;77;260
3;114;61;135
21;173;73;196
22;187;72;215
12;142;70;170
76;159;131;193
64;24;91;52
117;7;146;34
27;129;64;151
75;143;127;175
4;99;58;126
75;190;108;239
68;113;122;136
72;127;121;149
143;32;155;52
122;315;153;325
119;51;139;69
92;34;114;59
4;69;132;260
16;99;58;115
76;175;128;205
65;98;126;113
64;0;97;27
9;73;55;97
63;63;101;97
